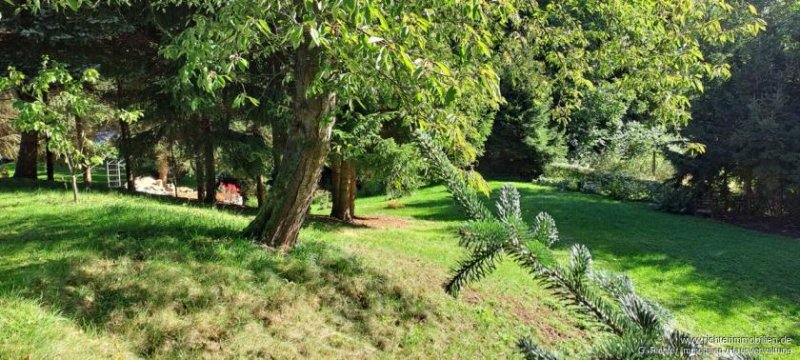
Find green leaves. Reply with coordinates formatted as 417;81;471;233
64;0;82;12
503;0;763;129
81;68;100;84
308;27;321;47
117;109;144;124
2;58;140;177
160;0;513;133
232;93;260;109
254;19;272;36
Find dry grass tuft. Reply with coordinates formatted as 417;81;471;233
385;200;405;209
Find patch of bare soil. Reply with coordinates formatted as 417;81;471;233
308;215;412;230
462;289;586;345
500;294;583;345
351;216;412;229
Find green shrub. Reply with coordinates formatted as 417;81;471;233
655;184;698;214
538;163;664;202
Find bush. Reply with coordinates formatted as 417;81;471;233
538;163;664;202
543;162;593;179
655;185;697;214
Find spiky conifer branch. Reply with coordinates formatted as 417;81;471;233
418;133;494;221
417;131;749;359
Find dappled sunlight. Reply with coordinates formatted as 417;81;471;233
0;190;448;359
3;180;799;357
367;182;800;354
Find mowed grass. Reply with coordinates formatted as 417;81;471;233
1;179;798;359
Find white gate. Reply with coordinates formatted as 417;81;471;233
106;159;124;189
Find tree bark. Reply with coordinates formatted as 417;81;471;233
256;174;266;207
347;162;356;216
71;174;79;203
156;154;169;184
244;39;336;251
203;120;216;204
119;120;136;191
330;158;356;222
195;153;206;202
14;131;38;180
271;117;288;182
83;166;92;187
74;116;92;188
45;137;55;181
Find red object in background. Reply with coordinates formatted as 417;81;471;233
219;182;240;194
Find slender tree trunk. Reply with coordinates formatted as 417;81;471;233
347;161;356;216
245;39;336;251
203;120;216;204
14;131;38;180
157;154;169;184
169;143;179;198
330;157;341;211
74;116;92;188
256;174;266;207
195;154;206;202
45;137;55;181
331;158;356;222
83;166;92;187
119;120;136;191
71;174;79;203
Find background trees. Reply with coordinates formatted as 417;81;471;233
1;59;142;201
674;0;800;218
1;0;771;242
480;0;763;180
0;1;185;185
163;0;510;250
0;93;20;162
3;1;798;358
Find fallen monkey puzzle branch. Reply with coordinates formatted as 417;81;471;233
416;132;755;360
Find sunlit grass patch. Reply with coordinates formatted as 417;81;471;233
1;179;798;358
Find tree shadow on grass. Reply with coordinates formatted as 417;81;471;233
399;197;468;222
0;200;438;357
510;187;800;339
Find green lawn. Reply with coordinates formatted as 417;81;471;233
1;161;113;186
1;179;798;359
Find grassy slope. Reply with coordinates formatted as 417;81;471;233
334;183;800;358
1;180;798;359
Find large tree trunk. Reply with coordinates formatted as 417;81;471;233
119;120;136;191
256;174;266;207
271;116;288;182
245;40;335;251
195;154;206;202
45;137;55;181
203;120;216;204
330;158;357;222
14;131;38;180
